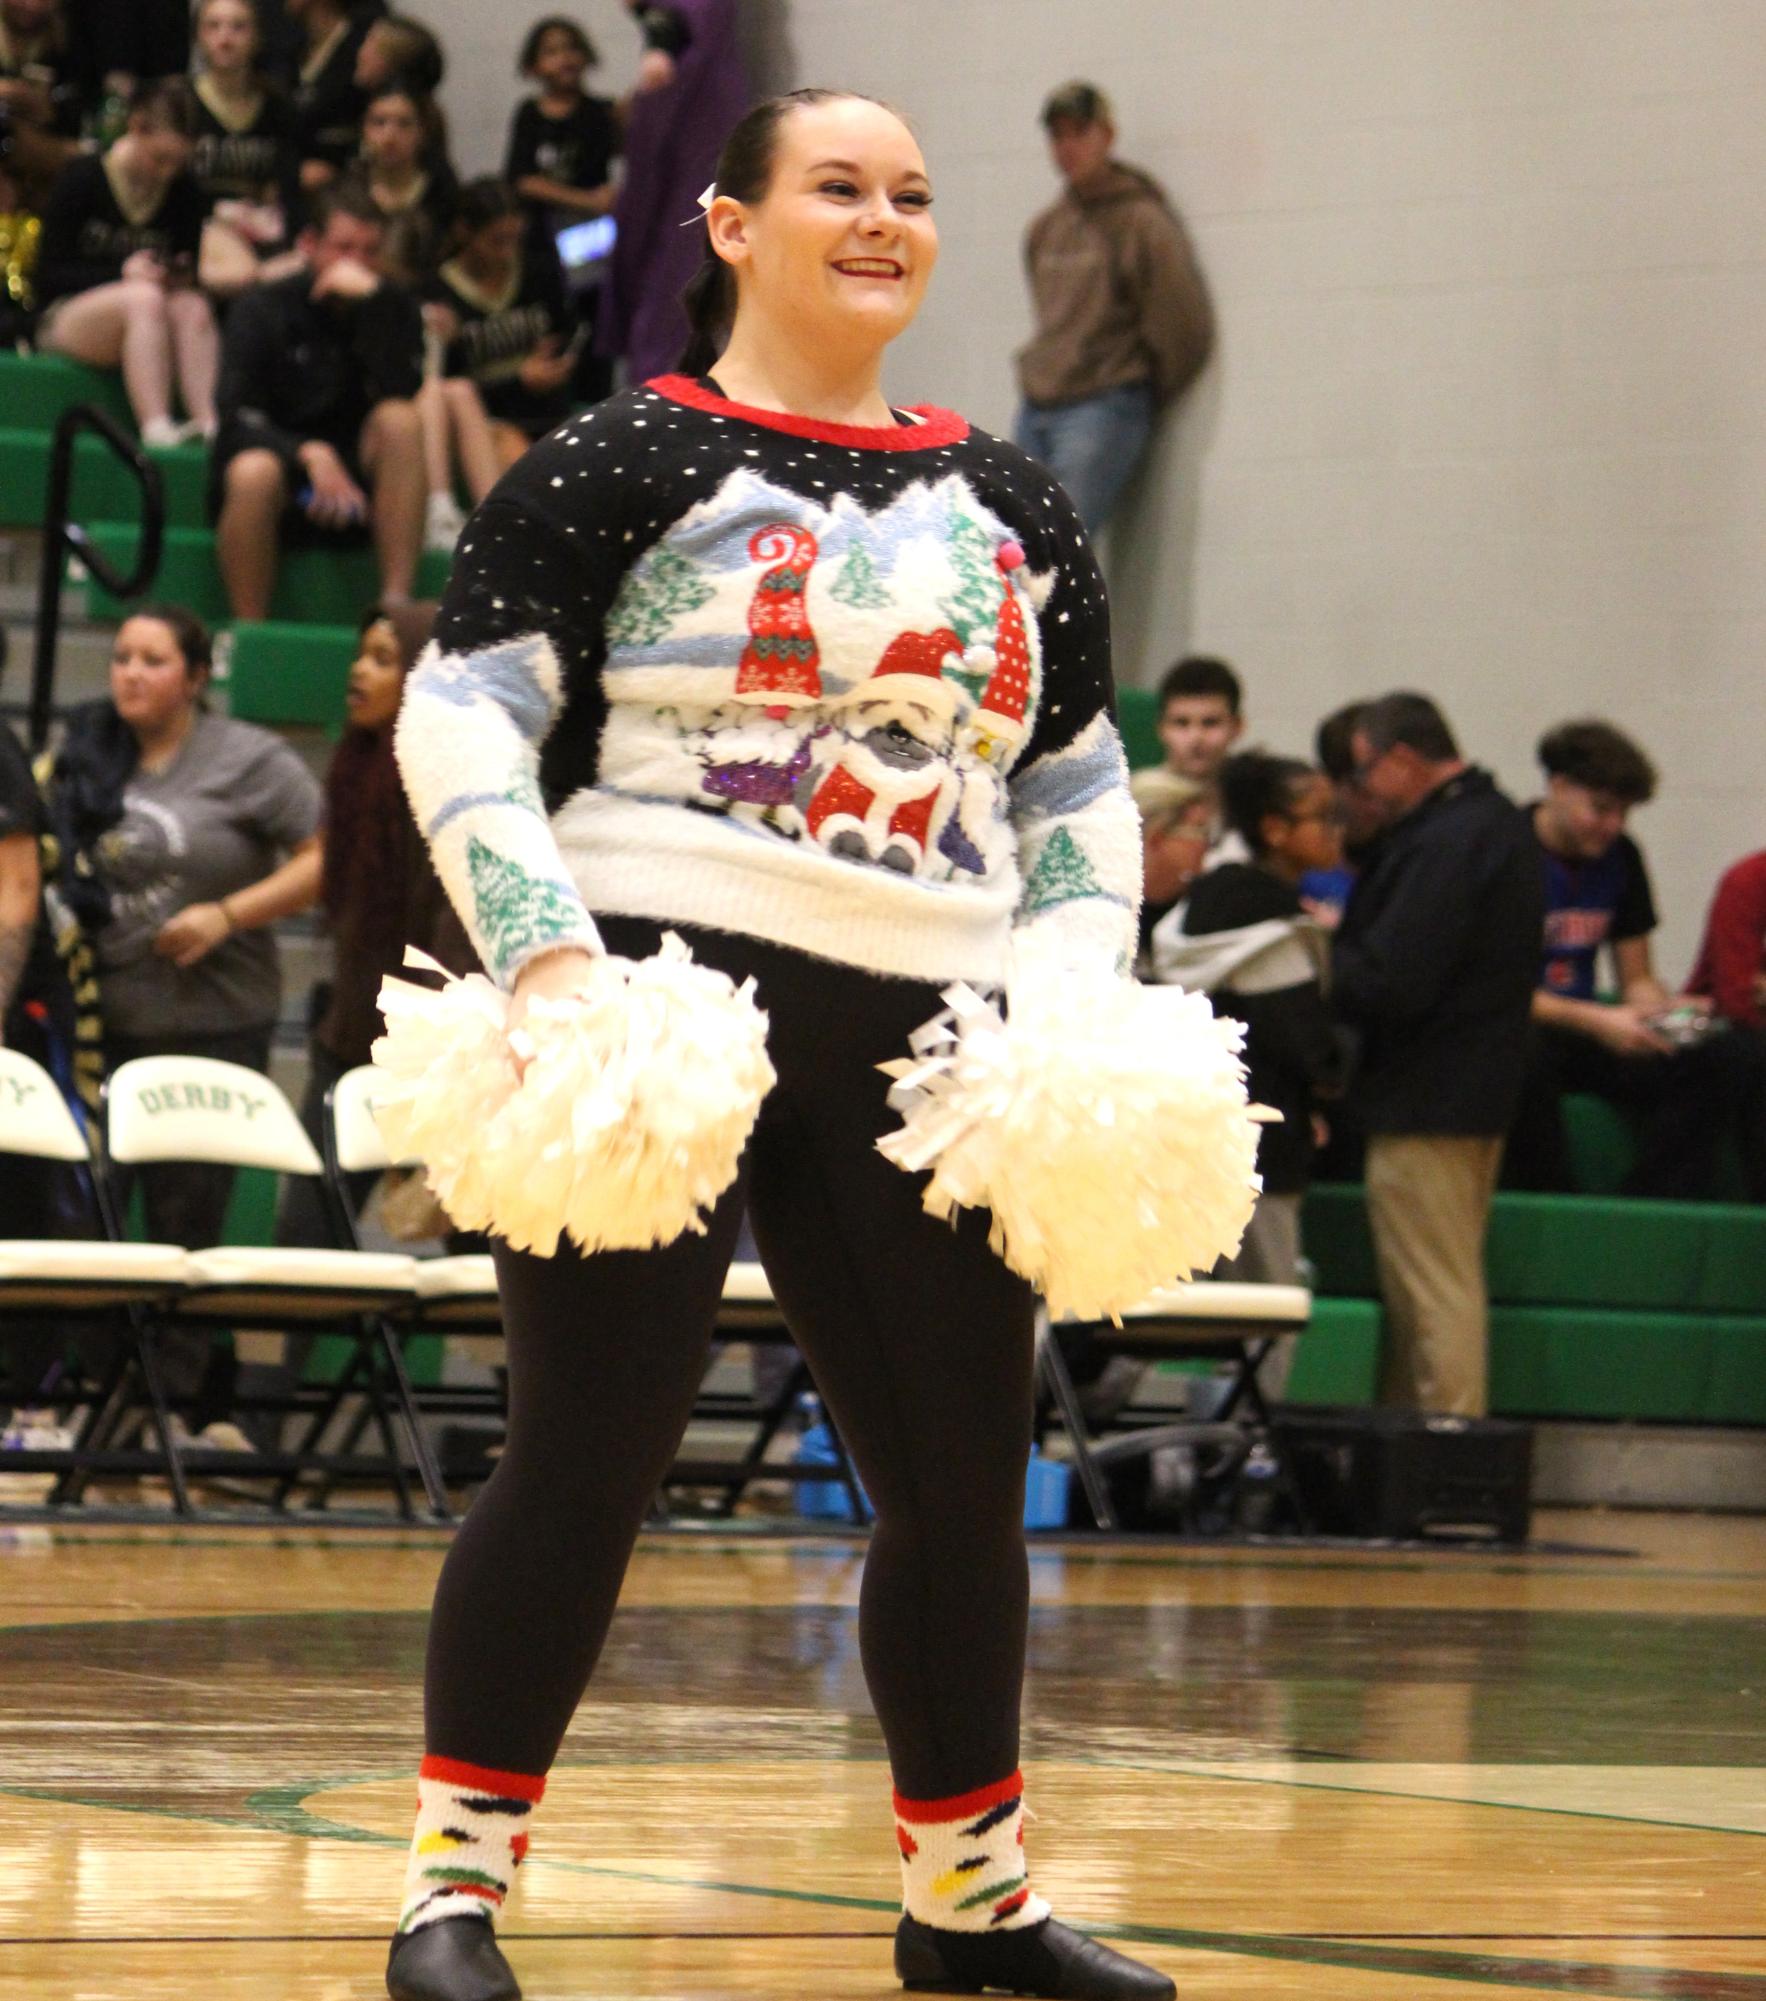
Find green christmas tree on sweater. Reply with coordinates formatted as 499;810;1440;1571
1022;826;1106;914
830;542;890;609
467;836;585;973
941;511;1004;648
605;546;714;648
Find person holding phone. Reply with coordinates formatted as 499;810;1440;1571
34;76;217;444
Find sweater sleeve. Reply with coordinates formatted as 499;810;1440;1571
1002;458;1141;976
395;475;625;985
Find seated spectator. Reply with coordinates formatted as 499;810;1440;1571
34;77;216;446
1332;693;1542;1416
275;601;472;1248
355;10;443;98
211;182;425;620
1154;654;1246;865
1504;720;1741;1199
419;177;574;549
1688;850;1766;1032
506;15;619;230
0;0;85;216
0;709;76;1446
338;76;455;287
189;0;304;298
1128;765;1209;962
1152;751;1347;1316
38;606;320;1441
288;0;373;195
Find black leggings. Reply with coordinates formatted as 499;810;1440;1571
424;920;1037;1800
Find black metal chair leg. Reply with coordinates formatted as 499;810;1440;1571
1036;1308;1117;1530
374;1319;451;1520
132;1320;194;1517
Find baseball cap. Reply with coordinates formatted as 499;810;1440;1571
1040;80;1114;129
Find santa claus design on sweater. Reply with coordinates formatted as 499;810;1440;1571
594;470;1043;886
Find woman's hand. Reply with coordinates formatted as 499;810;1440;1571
153;901;232;968
635;47;676;93
507;947;598;1074
122;250;166;286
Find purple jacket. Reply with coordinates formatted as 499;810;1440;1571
604;0;750;381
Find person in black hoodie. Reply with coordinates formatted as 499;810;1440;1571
1331;692;1543;1418
211;180;424;619
1153;752;1346;1314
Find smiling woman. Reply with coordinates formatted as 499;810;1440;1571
377;88;1221;2001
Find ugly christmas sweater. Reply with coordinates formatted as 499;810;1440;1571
397;375;1141;988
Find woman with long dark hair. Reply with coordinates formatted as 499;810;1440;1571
384;91;1188;2001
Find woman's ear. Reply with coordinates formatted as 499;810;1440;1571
705;196;749;269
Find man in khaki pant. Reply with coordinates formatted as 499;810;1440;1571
1332;695;1544;1417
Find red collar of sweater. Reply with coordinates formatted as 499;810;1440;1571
648;374;971;452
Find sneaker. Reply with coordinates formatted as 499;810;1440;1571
425;491;467;551
141;415;184;450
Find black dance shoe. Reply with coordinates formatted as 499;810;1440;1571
386;1916;521;2001
896;1913;1177;1999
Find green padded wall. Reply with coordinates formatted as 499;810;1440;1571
0;429;207;532
1285;1296;1382;1405
0;351;132;430
1115;685;1161;770
227;623;359;729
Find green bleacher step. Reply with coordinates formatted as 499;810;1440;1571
79;521;450;629
1285;1296;1381;1406
227;621;359;728
0;348;133;429
0;427;209;531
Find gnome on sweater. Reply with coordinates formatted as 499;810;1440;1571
961;541;1033;764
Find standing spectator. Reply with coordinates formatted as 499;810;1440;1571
1505;720;1740;1199
188;0;304;298
1331;693;1543;1418
211;183;425;621
33;78;217;446
338;78;455;288
1014;81;1212;535
40;607;320;1437
1154;655;1245;865
1152;752;1346;1296
420;177;574;550
287;0;374;194
505;15;619;231
275;601;471;1247
601;0;747;382
0;0;85;215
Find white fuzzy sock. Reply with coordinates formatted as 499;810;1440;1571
894;1770;1051;1932
397;1754;545;1935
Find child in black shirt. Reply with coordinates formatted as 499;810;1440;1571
35;76;217;444
503;14;618;232
419;176;573;548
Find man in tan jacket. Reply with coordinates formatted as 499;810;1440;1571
1015;81;1213;533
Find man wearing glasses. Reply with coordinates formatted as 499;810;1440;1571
1330;693;1543;1417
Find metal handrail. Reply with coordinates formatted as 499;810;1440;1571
28;403;165;753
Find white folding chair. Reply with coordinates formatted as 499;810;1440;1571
328;1064;500;1331
1037;1280;1314;1531
0;1047;194;1506
103;1055;446;1519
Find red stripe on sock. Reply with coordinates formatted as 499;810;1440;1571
511;1833;530;1865
993;1888;1031;1921
892;1770;1023;1825
896;1825;918;1859
419;1755;547;1803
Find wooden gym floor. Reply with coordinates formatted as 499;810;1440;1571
0;1510;1762;1999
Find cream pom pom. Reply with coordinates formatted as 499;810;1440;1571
876;965;1269;1322
372;939;775;1257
